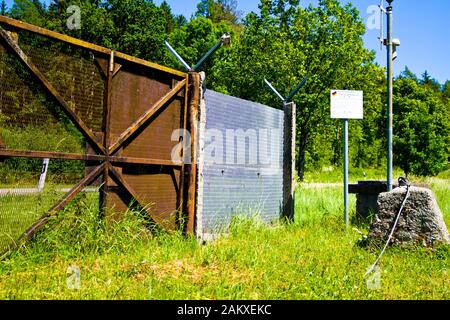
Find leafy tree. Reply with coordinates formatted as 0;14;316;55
420;70;441;92
160;0;175;33
196;0;241;24
443;80;450;100
393;76;449;176
209;0;384;180
10;0;47;26
164;16;234;73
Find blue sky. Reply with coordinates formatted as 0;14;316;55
4;0;449;83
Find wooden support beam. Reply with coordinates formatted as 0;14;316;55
0;148;182;167
185;72;201;235
0;149;105;161
109;156;182;167
177;77;190;220
100;51;114;213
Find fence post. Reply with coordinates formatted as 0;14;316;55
186;72;201;234
195;72;206;238
283;102;296;221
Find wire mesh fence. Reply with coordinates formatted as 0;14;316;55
0;17;192;254
0;29;105;252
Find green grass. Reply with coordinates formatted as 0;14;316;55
0;180;448;300
302;166;449;185
0;187;99;250
0;124;84;184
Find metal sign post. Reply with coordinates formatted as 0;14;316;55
343;119;349;225
331;90;363;226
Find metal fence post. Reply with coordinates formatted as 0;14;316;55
343;119;349;226
386;2;394;191
283;102;296;221
186;72;201;235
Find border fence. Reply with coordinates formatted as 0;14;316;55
0;17;295;253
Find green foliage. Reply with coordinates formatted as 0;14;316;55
1;0;7;16
208;0;385;179
393;75;449;177
196;0;241;24
10;0;46;25
164;16;234;72
5;0;449;179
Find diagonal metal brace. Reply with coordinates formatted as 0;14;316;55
264;75;308;104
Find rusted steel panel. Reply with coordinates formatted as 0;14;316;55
108;79;186;156
105;62;189;231
111;65;182;160
122;166;180;230
0;18;196;245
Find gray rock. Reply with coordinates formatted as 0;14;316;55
368;186;450;246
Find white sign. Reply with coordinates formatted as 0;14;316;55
330;90;364;119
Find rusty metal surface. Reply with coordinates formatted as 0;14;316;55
106;60;187;229
0;18;196;254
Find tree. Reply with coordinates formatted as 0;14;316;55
1;1;7;16
196;0;241;24
393;76;449;177
160;0;175;33
209;0;384;180
420;70;441;92
10;0;47;26
443;80;450;100
164;16;234;73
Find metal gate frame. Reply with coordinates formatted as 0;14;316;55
0;16;200;253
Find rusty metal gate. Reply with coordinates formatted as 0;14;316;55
0;17;199;253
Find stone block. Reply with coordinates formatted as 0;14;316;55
368;186;450;246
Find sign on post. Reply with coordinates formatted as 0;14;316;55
330;89;363;226
330;90;363;119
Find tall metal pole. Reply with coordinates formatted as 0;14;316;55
343;119;349;226
386;3;394;191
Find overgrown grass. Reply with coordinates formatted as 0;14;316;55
302;166;449;185
0;124;84;184
0;180;448;300
0;188;65;249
